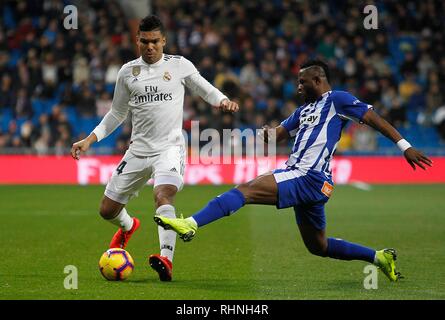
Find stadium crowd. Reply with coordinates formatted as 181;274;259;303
0;0;445;155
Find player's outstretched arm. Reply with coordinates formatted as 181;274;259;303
362;109;433;170
183;73;239;112
70;133;98;160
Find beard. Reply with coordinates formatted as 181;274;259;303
299;87;318;104
295;91;306;106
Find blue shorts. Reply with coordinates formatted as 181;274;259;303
272;168;334;230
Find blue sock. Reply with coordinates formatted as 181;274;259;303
192;188;246;227
327;238;375;263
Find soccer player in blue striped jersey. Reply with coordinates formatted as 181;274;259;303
154;59;433;281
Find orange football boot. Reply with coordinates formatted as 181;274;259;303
149;254;173;281
109;217;140;249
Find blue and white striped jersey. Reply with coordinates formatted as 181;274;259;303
281;90;372;177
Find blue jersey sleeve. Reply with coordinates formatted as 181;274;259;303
280;107;302;137
331;91;372;123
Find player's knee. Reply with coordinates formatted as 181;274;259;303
99;200;120;220
154;188;177;208
154;196;170;208
305;242;328;257
235;184;252;203
307;247;326;257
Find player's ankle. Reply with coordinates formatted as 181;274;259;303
186;217;198;228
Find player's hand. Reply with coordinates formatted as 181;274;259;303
404;147;433;170
70;139;91;160
220;99;239;113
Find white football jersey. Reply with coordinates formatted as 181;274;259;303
92;54;228;156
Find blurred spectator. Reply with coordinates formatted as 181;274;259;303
419;83;443;126
28;52;43;91
96;92;112;117
351;124;377;152
417;53;436;81
13;88;33;118
119;33;137;63
6;120;18;146
388;98;407;128
0;131;9;148
399;74;421;104
239;62;258;88
265;98;281;121
20;120;34;147
337;131;353;154
76;87;96;118
34;129;51;155
400;51;418;76
48;105;72;146
41;52;58;86
105;56;121;84
16;60;30;90
0;74;15;109
73;57;90;85
432;105;445;141
239;97;256;128
380;86;402;118
60;84;77;106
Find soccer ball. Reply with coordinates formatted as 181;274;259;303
98;248;134;281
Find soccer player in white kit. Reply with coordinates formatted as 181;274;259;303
70;15;239;281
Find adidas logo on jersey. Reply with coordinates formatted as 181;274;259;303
170;168;177;173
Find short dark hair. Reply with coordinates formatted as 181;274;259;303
300;59;330;83
139;15;165;34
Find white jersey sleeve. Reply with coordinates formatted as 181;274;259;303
92;67;130;141
180;56;199;78
184;73;228;106
181;57;228;106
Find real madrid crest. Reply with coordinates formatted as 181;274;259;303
132;66;141;77
163;71;172;82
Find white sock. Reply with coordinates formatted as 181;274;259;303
157;204;177;262
108;208;133;232
186;217;198;227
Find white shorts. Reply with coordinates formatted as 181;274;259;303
105;146;186;204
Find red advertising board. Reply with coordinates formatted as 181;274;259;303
1;155;444;185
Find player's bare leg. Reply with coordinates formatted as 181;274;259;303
99;195;125;220
154;173;278;241
297;223;328;257
297;220;402;281
237;173;278;205
149;184;178;281
100;195;140;249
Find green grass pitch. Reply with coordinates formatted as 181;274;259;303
0;184;444;300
